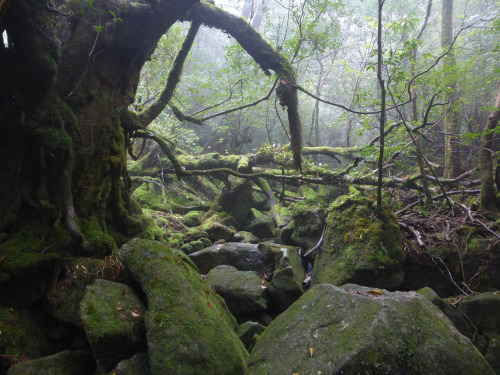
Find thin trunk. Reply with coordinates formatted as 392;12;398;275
441;0;460;178
376;0;386;208
479;82;500;210
412;0;433;208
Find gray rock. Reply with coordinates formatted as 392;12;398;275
80;279;146;371
118;239;248;375
248;283;494;375
260;243;305;310
206;265;269;315
189;242;275;275
7;350;95;375
106;352;151;375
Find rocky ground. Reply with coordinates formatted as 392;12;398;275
2;175;500;374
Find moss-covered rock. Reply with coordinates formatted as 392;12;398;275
179;240;205;255
180;211;204;227
233;231;260;244
0;307;54;372
205;178;253;226
118;239;248;375
80;279;146;371
205;265;270;315
200;214;236;242
248;283;494;375
313;196;404;289
244;208;276;240
7;350;95;375
106;352;151;375
417;287;472;338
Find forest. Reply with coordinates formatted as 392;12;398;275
0;0;499;374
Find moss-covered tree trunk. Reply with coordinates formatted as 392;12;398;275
0;0;301;293
0;1;198;257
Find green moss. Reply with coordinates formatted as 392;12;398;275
132;183;167;212
0;220;68;277
78;216;116;254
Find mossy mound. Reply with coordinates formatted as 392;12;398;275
313;195;404;289
80;279;146;371
118;239;248;375
180;211;204;227
248;283;494;375
7;350;95;375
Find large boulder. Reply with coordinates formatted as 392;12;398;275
80;279;146;371
118;239;248;375
7;350;95;375
205;265;269;315
248;283;494;375
188;242;275;276
313;195;405;289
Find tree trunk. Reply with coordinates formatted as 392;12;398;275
479;83;500;210
441;0;460;178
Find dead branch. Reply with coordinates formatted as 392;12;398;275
396;189;480;215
